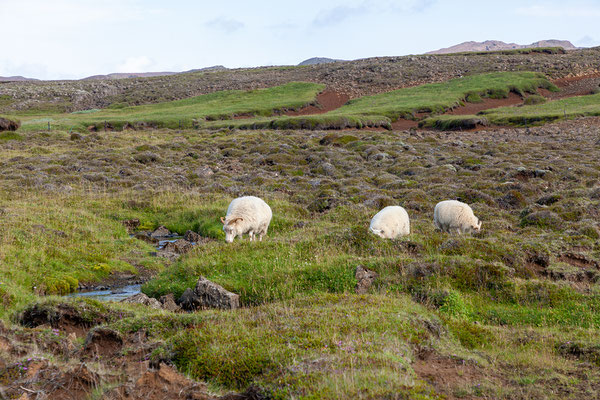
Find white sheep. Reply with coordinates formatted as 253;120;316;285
369;206;410;239
434;200;482;234
220;196;272;243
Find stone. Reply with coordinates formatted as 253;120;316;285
442;164;457;173
178;277;240;311
70;132;82;140
120;293;162;310
159;294;181;312
122;219;140;233
163;239;193;255
177;288;202;311
355;265;378;294
195;276;240;310
195;166;214;178
134;231;158;244
150;226;170;238
0;117;20;131
183;230;201;243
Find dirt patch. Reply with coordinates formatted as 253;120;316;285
447;92;523;115
391;118;419;130
414;353;491;399
83;327;124;358
559;252;600;270
285;90;349;116
19;303;106;337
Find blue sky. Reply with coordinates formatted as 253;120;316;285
1;0;598;80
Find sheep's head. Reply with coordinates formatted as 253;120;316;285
471;219;482;233
221;216;243;243
369;227;386;238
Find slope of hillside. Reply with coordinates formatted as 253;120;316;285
1;47;599;114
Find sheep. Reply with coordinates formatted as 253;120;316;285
434;200;482;234
220;196;272;243
369;206;410;239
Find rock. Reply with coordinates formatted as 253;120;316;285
194;166;214;178
122;218;140;233
121;293;162;309
163;239;193;255
151;226;171;238
159;294;181;312
177;288;201;311
134;231;158;244
183;230;201;243
0;117;20;131
178;277;240;311
70;132;82;140
442;164;457;173
355;265;378;294
319;162;337;176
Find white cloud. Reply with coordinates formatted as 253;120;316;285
205;17;245;33
116;56;155;73
516;4;600;18
577;35;600;47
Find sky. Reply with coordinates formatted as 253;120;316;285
0;0;599;80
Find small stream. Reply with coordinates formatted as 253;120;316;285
66;284;142;302
67;232;192;302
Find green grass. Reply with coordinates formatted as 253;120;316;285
203;71;557;130
7;82;324;132
422;92;600;128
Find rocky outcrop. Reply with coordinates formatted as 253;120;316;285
178;276;240;311
355;265;378;294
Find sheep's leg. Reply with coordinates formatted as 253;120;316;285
249;231;255;241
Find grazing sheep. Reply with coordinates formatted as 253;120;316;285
434;200;482;234
369;206;410;239
220;196;272;243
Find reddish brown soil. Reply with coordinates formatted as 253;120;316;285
391;118;419;130
447;92;523;115
285;90;350;116
413;353;494;400
0;313;249;400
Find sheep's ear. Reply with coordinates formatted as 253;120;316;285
477;220;482;229
220;217;226;224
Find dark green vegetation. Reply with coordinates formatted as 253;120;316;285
2;112;600;397
422;92;600;128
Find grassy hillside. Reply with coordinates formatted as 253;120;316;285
203;71;557;130
2;118;600;397
421;92;600;129
3;82;324;132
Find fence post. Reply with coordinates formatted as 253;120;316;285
47;121;50;132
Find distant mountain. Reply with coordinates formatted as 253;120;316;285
82;66;228;81
82;72;178;80
298;57;345;66
183;65;228;73
0;76;39;82
427;40;577;55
